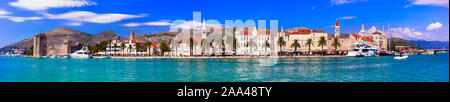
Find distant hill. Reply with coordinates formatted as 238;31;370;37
409;40;449;49
389;38;422;49
1;27;125;53
0;27;183;54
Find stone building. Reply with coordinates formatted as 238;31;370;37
47;40;72;56
33;33;47;57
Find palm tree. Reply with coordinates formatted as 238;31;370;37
200;39;205;56
144;42;152;56
318;36;327;56
277;37;286;55
331;38;341;55
136;42;143;52
291;39;301;56
265;40;270;55
127;44;133;55
120;43;125;56
113;43;118;56
160;41;169;56
233;38;237;56
222;39;225;56
306;38;313;56
189;37;193;56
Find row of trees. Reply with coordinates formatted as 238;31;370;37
181;35;341;56
89;40;171;56
277;36;341;56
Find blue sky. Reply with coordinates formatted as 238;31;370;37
0;0;449;47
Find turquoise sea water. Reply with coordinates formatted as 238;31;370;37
0;53;448;82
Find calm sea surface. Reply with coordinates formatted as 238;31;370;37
0;53;448;82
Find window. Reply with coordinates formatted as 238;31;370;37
362;49;369;52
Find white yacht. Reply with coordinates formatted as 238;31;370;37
70;47;92;59
347;41;378;57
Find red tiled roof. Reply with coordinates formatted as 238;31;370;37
312;29;327;33
373;31;382;34
351;34;361;38
151;43;158;48
361;37;374;42
328;36;334;40
124;39;146;43
240;30;271;35
287;29;310;35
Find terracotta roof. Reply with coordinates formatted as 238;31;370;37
151;43;159;48
373;31;382;34
312;29;327;33
328;36;334;40
287;29;310;35
361;37;374;42
124;39;146;43
351;34;361;38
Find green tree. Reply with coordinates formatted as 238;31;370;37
159;41;170;56
136;42;144;52
331;38;341;55
306;38;313;56
127;44;132;53
27;45;34;56
291;39;301;56
389;41;397;52
265;40;270;55
200;39;205;56
113;43;118;56
120;43;126;54
91;40;111;54
144;42;152;55
318;36;327;56
189;37;194;56
277;37;286;55
233;38;237;56
222;39;225;56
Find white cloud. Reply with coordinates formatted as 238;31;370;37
339;16;356;20
426;22;443;31
0;10;11;15
44;11;146;25
407;0;449;8
9;0;97;11
0;10;43;22
123;21;172;27
123;23;142;27
171;21;223;29
330;0;368;6
388;27;444;41
144;22;172;26
67;22;82;26
7;16;43;22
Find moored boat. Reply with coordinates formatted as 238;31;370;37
70;46;92;59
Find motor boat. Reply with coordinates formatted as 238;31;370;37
347;41;378;57
70;46;92;59
394;52;408;60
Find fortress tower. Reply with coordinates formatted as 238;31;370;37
33;33;47;57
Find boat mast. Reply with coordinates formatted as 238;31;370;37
387;24;390;52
